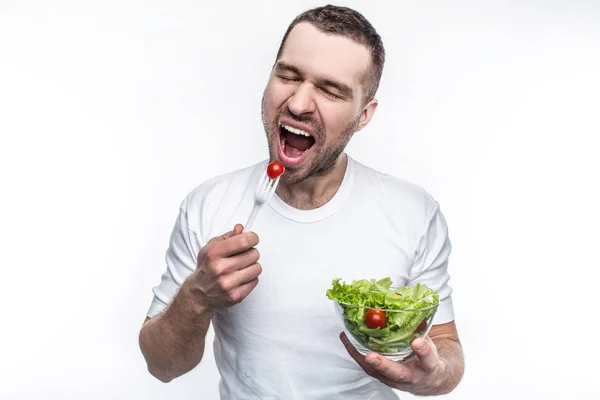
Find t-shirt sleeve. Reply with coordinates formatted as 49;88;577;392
407;201;455;325
146;202;202;318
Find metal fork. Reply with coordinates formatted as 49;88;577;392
243;170;281;232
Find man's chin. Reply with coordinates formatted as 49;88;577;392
277;165;311;186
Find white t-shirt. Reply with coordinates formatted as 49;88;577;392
147;155;455;400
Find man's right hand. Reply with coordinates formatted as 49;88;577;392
188;223;262;309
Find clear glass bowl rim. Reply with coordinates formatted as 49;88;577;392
335;299;439;313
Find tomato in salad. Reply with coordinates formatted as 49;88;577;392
364;309;387;329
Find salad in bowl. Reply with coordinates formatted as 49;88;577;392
326;277;439;361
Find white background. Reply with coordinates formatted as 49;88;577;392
1;0;599;399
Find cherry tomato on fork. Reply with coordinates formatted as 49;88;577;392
364;309;387;329
267;161;285;179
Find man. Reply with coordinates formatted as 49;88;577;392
139;5;464;399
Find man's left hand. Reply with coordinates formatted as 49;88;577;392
340;332;446;393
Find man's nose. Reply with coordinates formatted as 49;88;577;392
287;83;316;116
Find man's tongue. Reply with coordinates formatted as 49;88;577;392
283;130;313;157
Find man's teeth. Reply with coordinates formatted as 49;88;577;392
281;124;311;137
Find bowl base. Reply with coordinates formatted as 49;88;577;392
347;336;415;362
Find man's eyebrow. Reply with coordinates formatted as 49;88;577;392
315;77;353;99
274;62;302;75
275;61;354;99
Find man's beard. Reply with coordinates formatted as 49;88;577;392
261;93;360;185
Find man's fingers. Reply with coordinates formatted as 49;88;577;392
228;277;260;304
340;332;365;362
340;333;442;389
226;247;261;271
219;224;244;240
340;333;379;376
363;352;413;384
212;230;259;258
340;332;408;389
229;262;263;287
340;331;394;376
412;336;439;372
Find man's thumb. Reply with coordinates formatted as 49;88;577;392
219;224;244;240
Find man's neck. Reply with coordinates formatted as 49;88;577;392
276;154;348;210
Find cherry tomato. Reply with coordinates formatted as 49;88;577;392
267;161;285;179
416;319;427;332
364;309;387;329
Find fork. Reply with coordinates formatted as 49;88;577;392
243;169;281;232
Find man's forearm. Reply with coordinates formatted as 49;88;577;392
139;280;213;382
429;337;464;395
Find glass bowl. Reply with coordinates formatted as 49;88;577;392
333;300;439;361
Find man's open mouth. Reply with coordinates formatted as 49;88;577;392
279;123;316;158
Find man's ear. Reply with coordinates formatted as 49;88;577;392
355;98;378;132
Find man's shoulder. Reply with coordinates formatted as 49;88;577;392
180;160;265;213
350;157;438;213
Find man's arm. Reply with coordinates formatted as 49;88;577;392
340;321;464;395
139;280;213;383
139;224;262;383
427;322;464;394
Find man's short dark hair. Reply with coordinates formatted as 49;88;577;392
275;4;385;104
